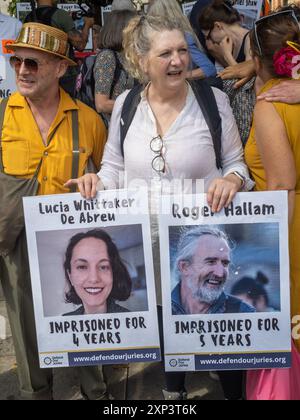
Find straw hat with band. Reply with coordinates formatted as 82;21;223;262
9;22;77;66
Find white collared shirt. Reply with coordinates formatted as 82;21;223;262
98;84;254;303
99;84;253;194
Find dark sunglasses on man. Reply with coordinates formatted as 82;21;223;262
9;55;45;73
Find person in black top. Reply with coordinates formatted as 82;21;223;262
231;272;274;313
63;229;132;315
197;0;251;68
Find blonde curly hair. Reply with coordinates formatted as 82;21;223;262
147;0;201;48
123;15;187;83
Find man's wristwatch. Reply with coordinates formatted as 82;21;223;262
231;171;246;189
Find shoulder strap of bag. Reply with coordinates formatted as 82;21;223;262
120;83;144;157
71;108;79;193
0;98;10;173
109;50;124;99
0;97;57;178
189;79;223;170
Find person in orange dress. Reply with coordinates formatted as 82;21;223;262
245;8;300;399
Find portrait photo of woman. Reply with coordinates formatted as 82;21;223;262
36;225;149;316
63;229;132;315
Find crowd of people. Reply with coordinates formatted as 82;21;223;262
0;0;300;401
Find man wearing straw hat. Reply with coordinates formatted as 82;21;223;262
0;22;107;399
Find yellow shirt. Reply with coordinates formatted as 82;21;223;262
245;78;300;193
1;89;107;195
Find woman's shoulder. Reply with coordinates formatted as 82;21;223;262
211;85;229;103
107;300;130;313
97;48;115;57
95;49;117;65
209;86;234;118
112;88;132;112
63;306;84;316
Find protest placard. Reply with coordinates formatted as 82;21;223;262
182;1;196;16
23;189;160;368
232;0;263;29
16;2;32;22
101;5;112;25
159;191;291;371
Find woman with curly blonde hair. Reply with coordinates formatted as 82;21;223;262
147;0;216;79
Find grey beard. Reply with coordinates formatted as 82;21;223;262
193;285;224;304
187;276;225;304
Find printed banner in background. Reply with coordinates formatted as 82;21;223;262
182;1;197;16
0;40;17;98
232;0;264;30
181;0;263;29
101;5;112;25
15;2;32;22
23;189;160;368
159;191;291;371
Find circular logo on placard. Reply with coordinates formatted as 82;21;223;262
169;359;178;367
43;357;52;366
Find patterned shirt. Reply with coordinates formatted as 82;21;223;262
93;49;134;123
223;77;256;146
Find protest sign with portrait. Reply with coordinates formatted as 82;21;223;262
159;191;291;371
23;189;160;368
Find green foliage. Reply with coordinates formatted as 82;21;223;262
8;0;20;17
